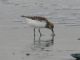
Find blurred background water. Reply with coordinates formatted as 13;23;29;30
0;0;80;60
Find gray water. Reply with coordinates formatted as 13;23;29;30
0;0;80;60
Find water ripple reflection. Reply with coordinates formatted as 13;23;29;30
31;35;55;51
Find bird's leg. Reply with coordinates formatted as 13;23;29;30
33;28;35;46
34;28;35;41
51;28;55;36
38;28;42;36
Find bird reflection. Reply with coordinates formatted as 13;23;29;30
32;34;55;51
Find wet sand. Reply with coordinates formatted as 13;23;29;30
0;0;80;60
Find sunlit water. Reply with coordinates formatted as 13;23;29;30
0;0;80;60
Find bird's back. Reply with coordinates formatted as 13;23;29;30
21;15;48;22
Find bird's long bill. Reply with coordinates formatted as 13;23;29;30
51;28;55;36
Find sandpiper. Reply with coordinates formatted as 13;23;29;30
21;15;54;36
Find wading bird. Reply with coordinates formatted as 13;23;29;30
21;15;54;36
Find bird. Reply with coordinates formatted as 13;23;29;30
21;15;54;36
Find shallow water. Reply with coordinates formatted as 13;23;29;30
0;0;80;60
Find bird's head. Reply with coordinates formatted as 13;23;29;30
46;21;54;34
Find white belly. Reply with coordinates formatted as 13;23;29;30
25;18;46;28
